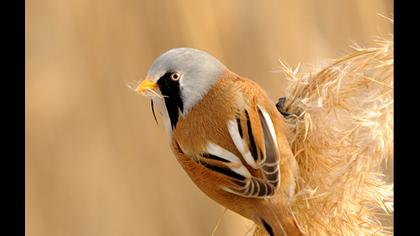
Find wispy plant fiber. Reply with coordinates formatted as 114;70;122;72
255;37;393;235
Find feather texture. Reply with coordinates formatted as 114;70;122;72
141;49;303;235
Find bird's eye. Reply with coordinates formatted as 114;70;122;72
171;72;181;81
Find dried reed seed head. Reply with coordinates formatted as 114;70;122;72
254;37;393;236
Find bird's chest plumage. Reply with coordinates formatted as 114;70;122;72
168;78;261;219
172;77;243;158
160;75;300;228
138;48;304;235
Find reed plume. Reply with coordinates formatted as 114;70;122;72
255;36;393;235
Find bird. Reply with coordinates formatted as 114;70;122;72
135;48;303;236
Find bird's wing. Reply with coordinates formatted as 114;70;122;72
197;104;281;198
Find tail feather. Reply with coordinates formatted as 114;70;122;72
257;199;304;236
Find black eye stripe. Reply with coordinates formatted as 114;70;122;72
157;72;184;130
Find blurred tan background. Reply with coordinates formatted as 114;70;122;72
25;0;393;235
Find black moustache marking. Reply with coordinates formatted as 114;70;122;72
151;100;158;125
157;72;184;129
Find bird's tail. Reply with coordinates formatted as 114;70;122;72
255;198;304;236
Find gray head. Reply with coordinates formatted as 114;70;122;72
137;48;226;130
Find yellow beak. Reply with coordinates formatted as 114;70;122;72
136;79;158;93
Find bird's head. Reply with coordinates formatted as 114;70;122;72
136;48;226;131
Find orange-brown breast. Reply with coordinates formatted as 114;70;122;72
170;70;298;219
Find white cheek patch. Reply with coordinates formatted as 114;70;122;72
179;79;205;116
178;68;223;116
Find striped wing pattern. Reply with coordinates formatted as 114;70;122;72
198;105;281;198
